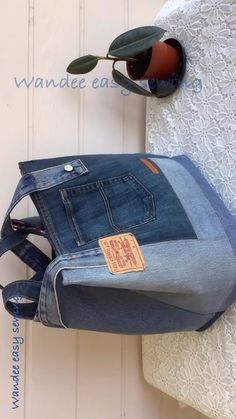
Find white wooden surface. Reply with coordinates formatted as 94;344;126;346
0;1;206;418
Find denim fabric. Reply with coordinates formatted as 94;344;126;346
1;153;236;334
173;155;236;254
150;157;226;239
56;276;214;334
23;154;196;255
60;238;236;314
174;155;236;311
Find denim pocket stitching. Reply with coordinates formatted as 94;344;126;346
124;173;156;221
60;172;156;245
60;189;85;245
96;181;120;232
99;172;156;227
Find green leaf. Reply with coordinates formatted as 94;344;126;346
112;68;153;97
67;55;99;74
108;26;165;58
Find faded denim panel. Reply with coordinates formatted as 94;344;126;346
150;157;226;239
174;155;236;311
59;237;236;314
174;155;236;254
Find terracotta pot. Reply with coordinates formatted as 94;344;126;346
126;40;180;81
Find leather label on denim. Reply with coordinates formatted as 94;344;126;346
140;158;159;174
98;233;145;274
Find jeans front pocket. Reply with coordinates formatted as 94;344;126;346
59;172;155;245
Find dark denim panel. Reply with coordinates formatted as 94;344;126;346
55;275;213;334
29;153;196;254
59;172;155;245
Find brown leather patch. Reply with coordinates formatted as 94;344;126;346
140;158;159;174
99;233;145;275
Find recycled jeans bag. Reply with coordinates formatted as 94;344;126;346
1;153;236;335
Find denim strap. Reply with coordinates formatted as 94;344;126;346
0;168;53;274
0;174;52;318
0;229;27;255
2;279;41;319
0;226;50;318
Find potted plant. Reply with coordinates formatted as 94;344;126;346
67;26;186;98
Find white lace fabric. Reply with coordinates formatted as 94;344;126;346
143;1;236;418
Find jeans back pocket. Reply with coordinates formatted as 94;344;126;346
59;172;155;245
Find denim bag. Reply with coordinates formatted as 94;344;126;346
1;153;236;334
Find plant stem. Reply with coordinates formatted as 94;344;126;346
97;55;136;62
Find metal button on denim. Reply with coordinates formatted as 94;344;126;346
64;164;74;172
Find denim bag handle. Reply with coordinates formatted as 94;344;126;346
0;174;52;319
0;221;50;319
0;158;88;319
2;279;42;320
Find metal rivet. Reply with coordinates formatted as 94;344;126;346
64;164;74;172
